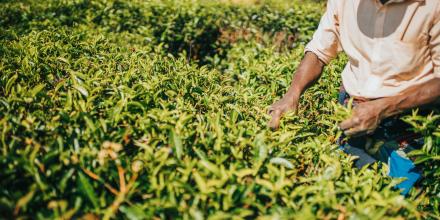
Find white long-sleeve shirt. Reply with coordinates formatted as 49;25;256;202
305;0;440;98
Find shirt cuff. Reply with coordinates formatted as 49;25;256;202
304;44;332;65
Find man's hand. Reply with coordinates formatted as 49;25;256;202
268;97;299;130
267;52;326;130
339;78;440;137
339;100;387;137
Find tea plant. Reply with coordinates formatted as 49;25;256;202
403;112;440;215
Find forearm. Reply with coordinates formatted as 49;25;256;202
284;52;325;101
339;77;440;136
379;78;440;118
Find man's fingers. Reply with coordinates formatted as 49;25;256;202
268;109;282;130
339;118;357;131
344;127;368;137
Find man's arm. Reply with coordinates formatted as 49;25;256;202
340;78;440;136
268;52;325;129
380;78;440;116
268;0;341;129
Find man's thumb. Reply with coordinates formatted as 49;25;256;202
268;110;282;130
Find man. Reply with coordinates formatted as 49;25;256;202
268;0;440;195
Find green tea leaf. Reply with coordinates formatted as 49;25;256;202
77;171;98;209
170;130;183;160
119;205;148;220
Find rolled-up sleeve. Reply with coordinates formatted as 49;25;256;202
305;0;342;64
430;2;440;78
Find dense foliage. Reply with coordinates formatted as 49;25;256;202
0;0;439;219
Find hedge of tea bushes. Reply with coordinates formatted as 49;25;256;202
1;0;323;64
1;0;439;219
403;113;440;213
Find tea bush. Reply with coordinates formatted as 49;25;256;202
0;0;439;219
1;0;323;64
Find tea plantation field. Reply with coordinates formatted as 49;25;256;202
1;0;439;219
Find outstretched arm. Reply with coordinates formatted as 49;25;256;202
339;78;440;136
268;0;342;130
